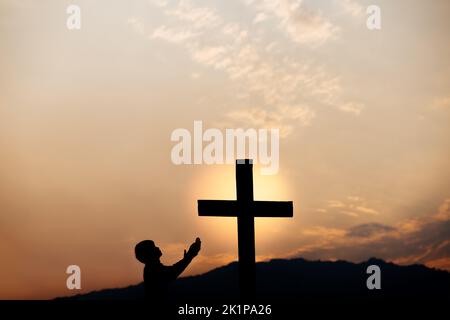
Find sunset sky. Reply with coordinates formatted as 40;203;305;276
0;0;449;299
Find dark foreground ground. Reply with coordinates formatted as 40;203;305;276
2;257;449;318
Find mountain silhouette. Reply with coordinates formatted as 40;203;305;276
57;257;450;302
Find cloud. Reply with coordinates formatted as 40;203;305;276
127;17;145;35
150;0;169;7
150;25;199;43
164;0;222;29
129;0;364;136
323;196;379;218
429;96;450;110
355;206;378;215
246;0;339;46
347;223;396;238
426;256;450;271
191;46;227;66
339;102;364;115
435;199;450;221
303;226;347;239
335;0;364;17
252;12;267;24
224;105;315;138
295;198;450;271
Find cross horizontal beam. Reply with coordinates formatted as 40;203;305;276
198;200;293;217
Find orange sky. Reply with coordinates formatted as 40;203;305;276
0;0;449;299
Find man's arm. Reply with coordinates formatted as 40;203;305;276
169;238;201;280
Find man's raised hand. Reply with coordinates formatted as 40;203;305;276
185;237;201;259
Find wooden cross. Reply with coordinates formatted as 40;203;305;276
197;159;293;298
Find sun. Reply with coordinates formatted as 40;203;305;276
188;163;294;257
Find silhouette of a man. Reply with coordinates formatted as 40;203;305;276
135;238;201;302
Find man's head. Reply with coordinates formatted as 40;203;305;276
135;240;162;264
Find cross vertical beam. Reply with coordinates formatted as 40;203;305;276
236;159;255;299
